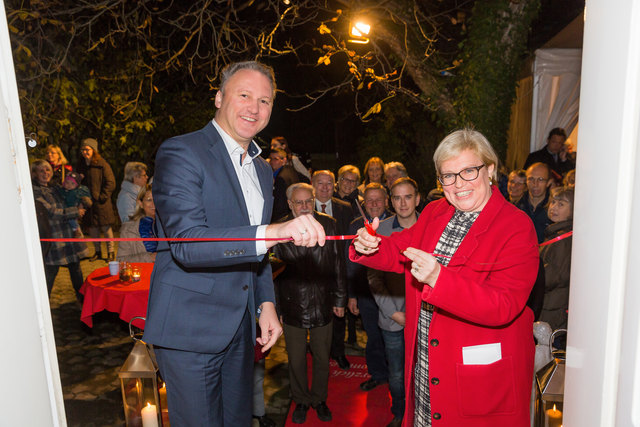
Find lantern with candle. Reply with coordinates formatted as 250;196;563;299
119;317;164;426
534;329;567;427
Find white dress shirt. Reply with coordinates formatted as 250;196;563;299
213;120;267;255
315;199;333;217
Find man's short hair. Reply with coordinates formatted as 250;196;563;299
286;182;314;200
384;161;408;176
312;170;335;184
220;61;277;98
363;182;388;198
547;127;567;140
123;162;148;182
390;177;418;194
526;162;550;177
337;165;361;182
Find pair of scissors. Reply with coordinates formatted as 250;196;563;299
355;201;377;236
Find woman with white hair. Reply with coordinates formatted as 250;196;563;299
116;161;149;222
351;129;539;426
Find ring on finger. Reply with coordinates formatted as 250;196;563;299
300;229;307;235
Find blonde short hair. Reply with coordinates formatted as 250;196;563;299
337;165;361;182
433;129;499;182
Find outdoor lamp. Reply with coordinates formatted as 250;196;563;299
119;317;166;426
535;329;567;427
349;21;371;44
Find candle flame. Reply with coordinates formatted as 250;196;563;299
146;402;153;408
553;404;557;411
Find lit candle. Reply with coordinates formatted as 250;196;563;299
158;382;167;410
545;404;562;427
141;402;159;427
132;267;141;282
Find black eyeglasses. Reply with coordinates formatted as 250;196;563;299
437;165;485;186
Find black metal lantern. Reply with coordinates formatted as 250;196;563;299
118;317;164;427
535;328;567;427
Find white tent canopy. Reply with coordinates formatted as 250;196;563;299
530;48;582;152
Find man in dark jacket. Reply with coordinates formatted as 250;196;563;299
270;148;301;221
523;127;575;181
347;183;392;392
312;170;355;370
273;183;346;424
516;162;552;242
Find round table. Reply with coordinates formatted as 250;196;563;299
80;263;154;328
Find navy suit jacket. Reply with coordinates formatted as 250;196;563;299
143;122;275;354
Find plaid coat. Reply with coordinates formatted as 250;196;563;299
33;181;85;265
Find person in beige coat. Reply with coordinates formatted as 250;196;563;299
117;185;156;263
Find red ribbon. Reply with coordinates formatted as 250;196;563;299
40;235;357;243
538;231;573;247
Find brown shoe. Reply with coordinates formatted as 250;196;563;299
107;252;116;262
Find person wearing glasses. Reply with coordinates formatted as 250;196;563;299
311;170;355;370
75;138;117;261
507;169;527;205
350;129;539;426
273;183;346;424
516;162;553;242
335;164;363;215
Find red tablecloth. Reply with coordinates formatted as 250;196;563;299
80;263;154;329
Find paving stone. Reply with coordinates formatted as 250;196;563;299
50;246;368;426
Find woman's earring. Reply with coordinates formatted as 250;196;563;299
489;177;493;185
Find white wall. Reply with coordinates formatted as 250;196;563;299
565;0;640;426
0;0;65;425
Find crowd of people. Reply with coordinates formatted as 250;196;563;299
31;140;157;301
31;59;577;426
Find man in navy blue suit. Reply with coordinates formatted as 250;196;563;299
143;61;326;426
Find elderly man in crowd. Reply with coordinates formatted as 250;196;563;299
367;177;420;427
384;161;408;190
273;183;346;424
312;170;355;370
347;182;392;392
516;162;552;242
116;161;149;222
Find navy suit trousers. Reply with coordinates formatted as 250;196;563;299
154;308;253;427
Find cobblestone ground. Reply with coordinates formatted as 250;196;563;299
50;243;366;426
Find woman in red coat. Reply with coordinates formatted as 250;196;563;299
351;129;539;426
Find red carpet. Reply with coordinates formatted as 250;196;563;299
285;355;393;426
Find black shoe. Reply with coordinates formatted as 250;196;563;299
312;401;332;422
332;355;350;370
89;253;102;262
360;378;387;391
291;403;309;424
107;252;116;262
252;414;276;427
387;417;402;427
